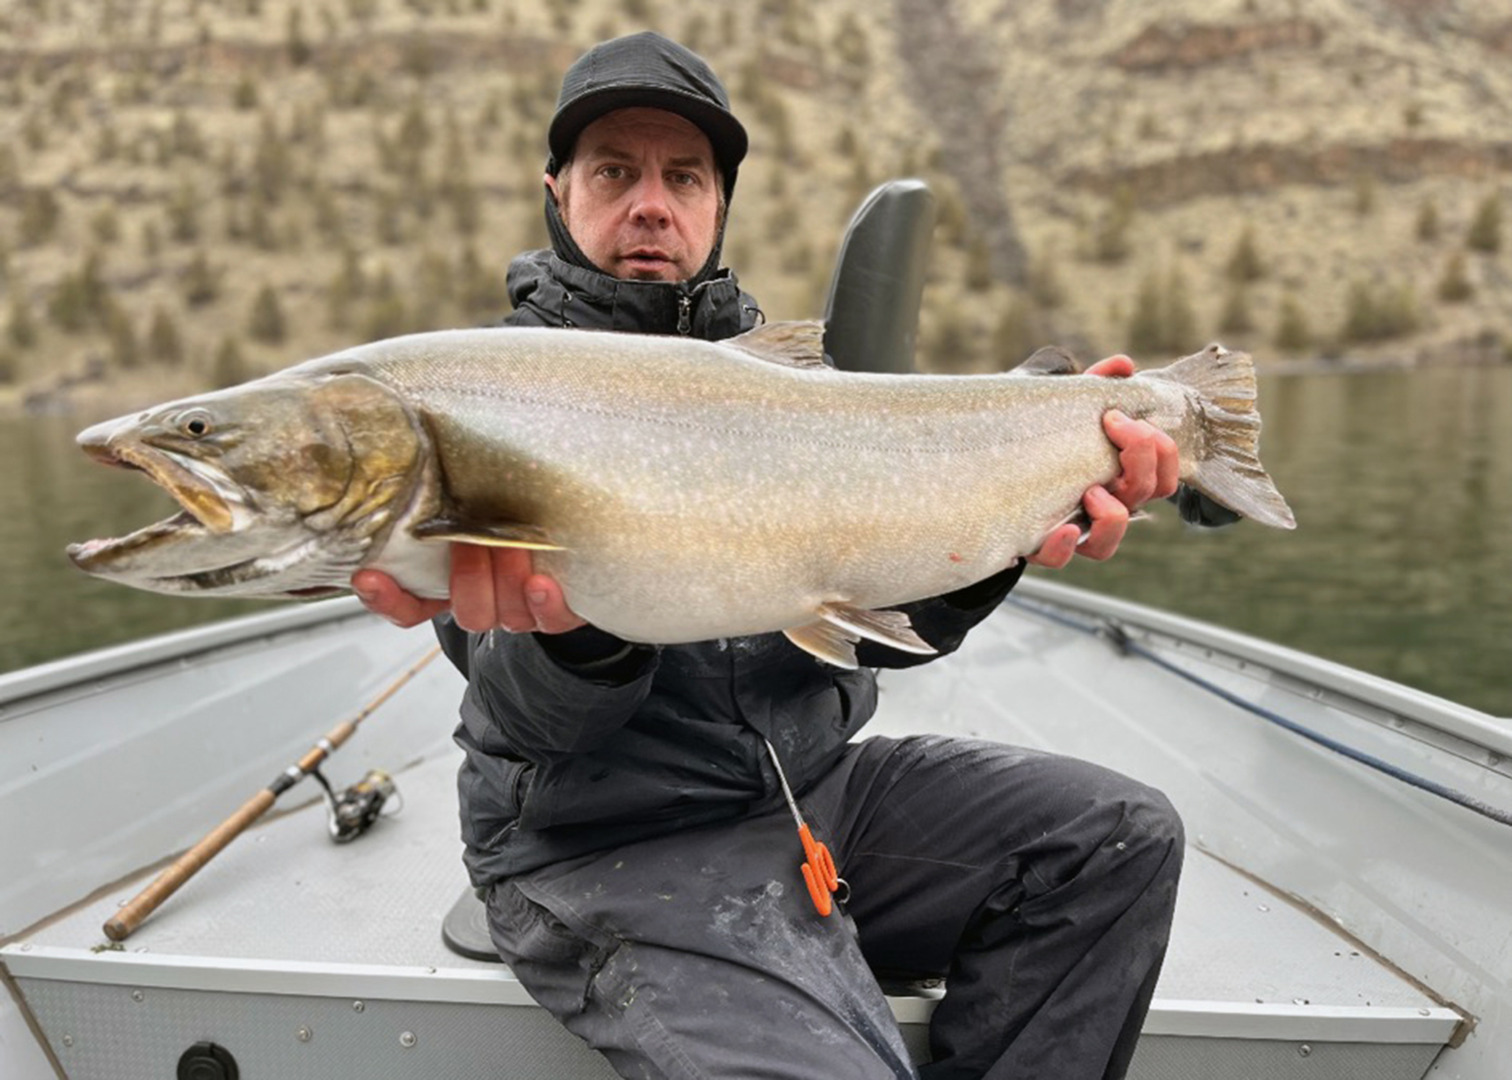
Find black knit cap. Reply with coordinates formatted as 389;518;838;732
547;31;748;198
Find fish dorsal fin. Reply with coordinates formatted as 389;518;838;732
1012;345;1081;376
784;602;937;667
412;516;564;551
727;320;830;370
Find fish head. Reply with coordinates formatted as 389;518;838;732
68;370;427;598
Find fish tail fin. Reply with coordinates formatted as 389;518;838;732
1146;344;1297;530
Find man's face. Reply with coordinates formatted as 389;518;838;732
547;107;722;283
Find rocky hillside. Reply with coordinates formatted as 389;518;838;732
1;0;1508;411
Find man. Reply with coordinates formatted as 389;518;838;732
356;31;1183;1080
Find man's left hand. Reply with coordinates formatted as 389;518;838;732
1028;355;1180;569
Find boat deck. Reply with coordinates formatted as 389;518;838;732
8;587;1503;1079
10;732;1458;1080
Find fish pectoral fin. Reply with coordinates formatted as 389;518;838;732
727;320;830;370
784;621;861;669
815;602;936;656
411;517;564;551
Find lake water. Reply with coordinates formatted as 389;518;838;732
4;363;1510;716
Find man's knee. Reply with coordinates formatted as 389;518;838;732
1128;779;1185;852
1123;779;1185;887
1028;762;1185;906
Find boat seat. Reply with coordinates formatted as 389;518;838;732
440;884;946;1001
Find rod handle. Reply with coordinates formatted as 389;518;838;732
103;788;277;942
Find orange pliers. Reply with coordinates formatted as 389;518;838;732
763;738;842;917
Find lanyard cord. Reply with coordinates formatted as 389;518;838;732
762;737;846;915
762;736;808;830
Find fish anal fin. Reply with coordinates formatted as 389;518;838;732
784;621;861;669
816;602;936;656
727;320;830;370
412;517;564;551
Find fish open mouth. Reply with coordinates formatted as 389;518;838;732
68;438;365;599
67;510;208;566
67;442;236;572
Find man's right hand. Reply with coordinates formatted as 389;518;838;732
352;545;586;634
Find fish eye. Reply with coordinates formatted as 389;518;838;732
179;410;213;438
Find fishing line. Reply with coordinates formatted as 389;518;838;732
1006;596;1512;829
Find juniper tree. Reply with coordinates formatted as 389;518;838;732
991;296;1037;372
182;250;222;307
363;267;407;341
1467;192;1502;254
1415;199;1439;242
105;302;140;370
7;293;37;349
1274;293;1311;353
147;305;185;366
19;189;61;247
1437;251;1473;303
1225;224;1264;283
1092;187;1136;264
1218;284;1253;334
212;336;251;388
248;284;287;344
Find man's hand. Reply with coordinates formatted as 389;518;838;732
1028;355;1180;569
352;545;586;634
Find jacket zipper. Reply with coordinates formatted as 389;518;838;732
676;293;692;335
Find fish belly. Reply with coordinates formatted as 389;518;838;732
529;426;1120;644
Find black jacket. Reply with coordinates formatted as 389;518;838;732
446;251;1024;885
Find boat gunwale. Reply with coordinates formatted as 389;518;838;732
0;599;366;712
1012;577;1512;761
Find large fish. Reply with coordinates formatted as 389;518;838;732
69;322;1294;667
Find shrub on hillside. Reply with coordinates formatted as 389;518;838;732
48;252;107;334
1092;187;1136;264
1437;251;1473;303
212;336;251;389
105;302;140;369
991;297;1038;372
1274;293;1311;353
1415;199;1439;242
182;251;222;307
1225;224;1264;283
1467;192;1502;254
8;293;37;349
18;189;61;247
1218;285;1253;334
248;285;288;345
147;306;185;367
1341;279;1420;343
1128;265;1196;356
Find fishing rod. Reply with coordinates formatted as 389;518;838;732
102;644;441;942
